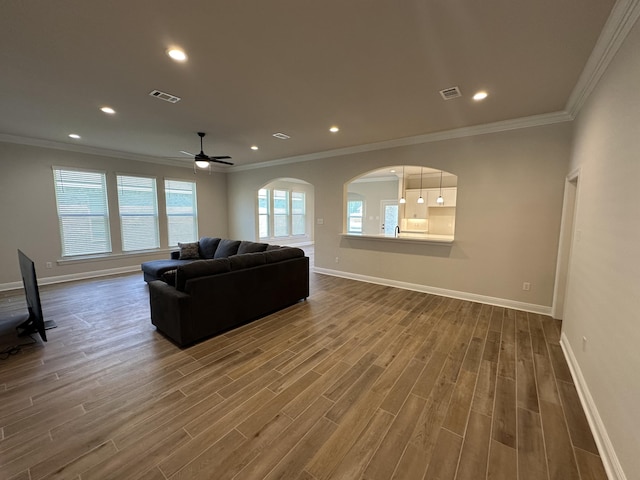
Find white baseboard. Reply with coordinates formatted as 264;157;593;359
0;266;141;292
312;267;551;315
560;333;625;480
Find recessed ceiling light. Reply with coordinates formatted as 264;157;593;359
167;48;187;62
329;126;340;133
390;169;396;173
68;133;81;139
250;145;259;151
100;106;115;114
473;91;488;101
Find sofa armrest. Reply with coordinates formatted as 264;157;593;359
148;280;192;346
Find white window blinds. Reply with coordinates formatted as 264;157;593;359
292;191;306;235
116;175;159;251
258;188;269;238
53;168;112;256
165;179;198;246
273;189;289;237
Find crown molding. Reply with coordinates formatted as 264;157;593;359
0;133;227;172
1;111;572;174
230;111;573;172
566;0;640;117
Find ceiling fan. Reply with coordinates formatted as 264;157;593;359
182;132;234;168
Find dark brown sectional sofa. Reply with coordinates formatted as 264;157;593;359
141;237;309;347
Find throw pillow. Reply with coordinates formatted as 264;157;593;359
178;241;200;260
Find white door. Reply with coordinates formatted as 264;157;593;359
381;201;399;235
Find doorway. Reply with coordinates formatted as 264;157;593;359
552;171;579;319
381;201;399;235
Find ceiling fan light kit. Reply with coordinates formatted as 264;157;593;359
189;132;234;172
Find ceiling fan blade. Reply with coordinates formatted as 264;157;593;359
210;158;234;166
211;155;231;160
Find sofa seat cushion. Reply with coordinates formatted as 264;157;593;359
176;258;231;291
237;241;269;254
214;239;241;259
265;247;305;263
198;237;221;259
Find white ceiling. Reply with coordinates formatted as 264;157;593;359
0;0;616;169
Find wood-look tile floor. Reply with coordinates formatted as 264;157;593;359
0;272;608;480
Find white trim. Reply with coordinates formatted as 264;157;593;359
560;333;626;480
0;266;141;293
313;267;551;315
57;248;174;265
0;112;572;173
551;170;580;319
566;0;640;117
232;111;573;172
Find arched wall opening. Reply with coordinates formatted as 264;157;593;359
257;177;315;246
345;165;458;240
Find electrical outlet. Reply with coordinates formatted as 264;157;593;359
522;282;531;291
335;256;339;263
46;262;53;269
582;336;587;351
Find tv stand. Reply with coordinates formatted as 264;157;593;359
16;308;57;337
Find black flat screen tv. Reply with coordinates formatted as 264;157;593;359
16;249;55;342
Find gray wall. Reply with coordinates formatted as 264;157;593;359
228;122;572;308
0;141;228;285
563;16;640;479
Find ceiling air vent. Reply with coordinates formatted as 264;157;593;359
148;89;181;104
272;132;291;140
439;86;462;100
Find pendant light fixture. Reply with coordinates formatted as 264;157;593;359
437;170;444;204
399;166;406;204
417;167;425;204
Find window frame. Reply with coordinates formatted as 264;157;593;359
258;187;307;240
164;178;199;247
347;199;364;234
116;173;160;252
52;166;112;257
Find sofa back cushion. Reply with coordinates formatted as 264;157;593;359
214;239;241;259
229;252;267;271
176;258;231;291
198;237;221;259
264;247;305;263
237;241;269;255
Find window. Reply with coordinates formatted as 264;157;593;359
53;167;111;256
273;189;289;237
347;200;363;233
116;175;159;251
165;179;198;246
292;192;306;236
258;189;270;238
258;186;308;240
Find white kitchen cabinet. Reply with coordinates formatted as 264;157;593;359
427;187;457;207
403;189;428;219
